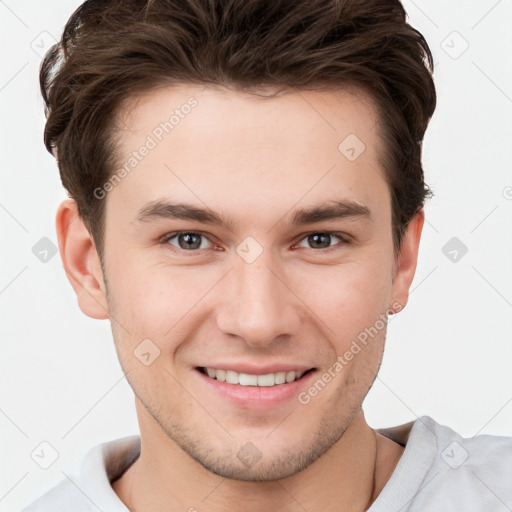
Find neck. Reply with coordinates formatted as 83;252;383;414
112;405;403;512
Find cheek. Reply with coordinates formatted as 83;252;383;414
106;260;220;348
106;264;175;344
291;258;392;345
107;272;188;390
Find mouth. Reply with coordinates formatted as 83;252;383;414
194;365;319;409
196;366;316;387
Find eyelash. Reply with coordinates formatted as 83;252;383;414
159;230;351;254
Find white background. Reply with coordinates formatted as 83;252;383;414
1;1;511;510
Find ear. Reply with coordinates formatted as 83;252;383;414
56;198;109;319
389;210;424;313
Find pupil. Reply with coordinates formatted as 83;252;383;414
310;233;330;248
180;233;201;249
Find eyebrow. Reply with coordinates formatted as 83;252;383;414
134;198;371;230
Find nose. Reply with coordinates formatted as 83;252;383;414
215;251;302;348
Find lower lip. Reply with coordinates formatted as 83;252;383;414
195;368;317;409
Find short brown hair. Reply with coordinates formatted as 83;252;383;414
40;0;436;259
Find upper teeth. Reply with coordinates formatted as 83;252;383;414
204;368;305;386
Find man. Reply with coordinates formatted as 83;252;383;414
24;0;511;510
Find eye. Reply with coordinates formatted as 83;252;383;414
295;232;348;250
159;230;350;254
162;231;213;251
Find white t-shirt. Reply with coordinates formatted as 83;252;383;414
21;415;512;511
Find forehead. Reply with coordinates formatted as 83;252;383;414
108;84;389;226
116;83;381;149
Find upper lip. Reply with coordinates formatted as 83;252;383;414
197;364;315;375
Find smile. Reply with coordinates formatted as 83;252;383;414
198;367;314;387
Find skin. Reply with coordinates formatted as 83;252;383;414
57;84;424;512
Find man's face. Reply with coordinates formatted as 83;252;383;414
100;84;406;480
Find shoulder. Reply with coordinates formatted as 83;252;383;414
371;416;512;511
424;415;512;471
429;417;512;506
20;478;92;512
20;435;139;512
410;416;512;509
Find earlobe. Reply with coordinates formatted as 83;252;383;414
389;210;424;313
56;199;109;320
